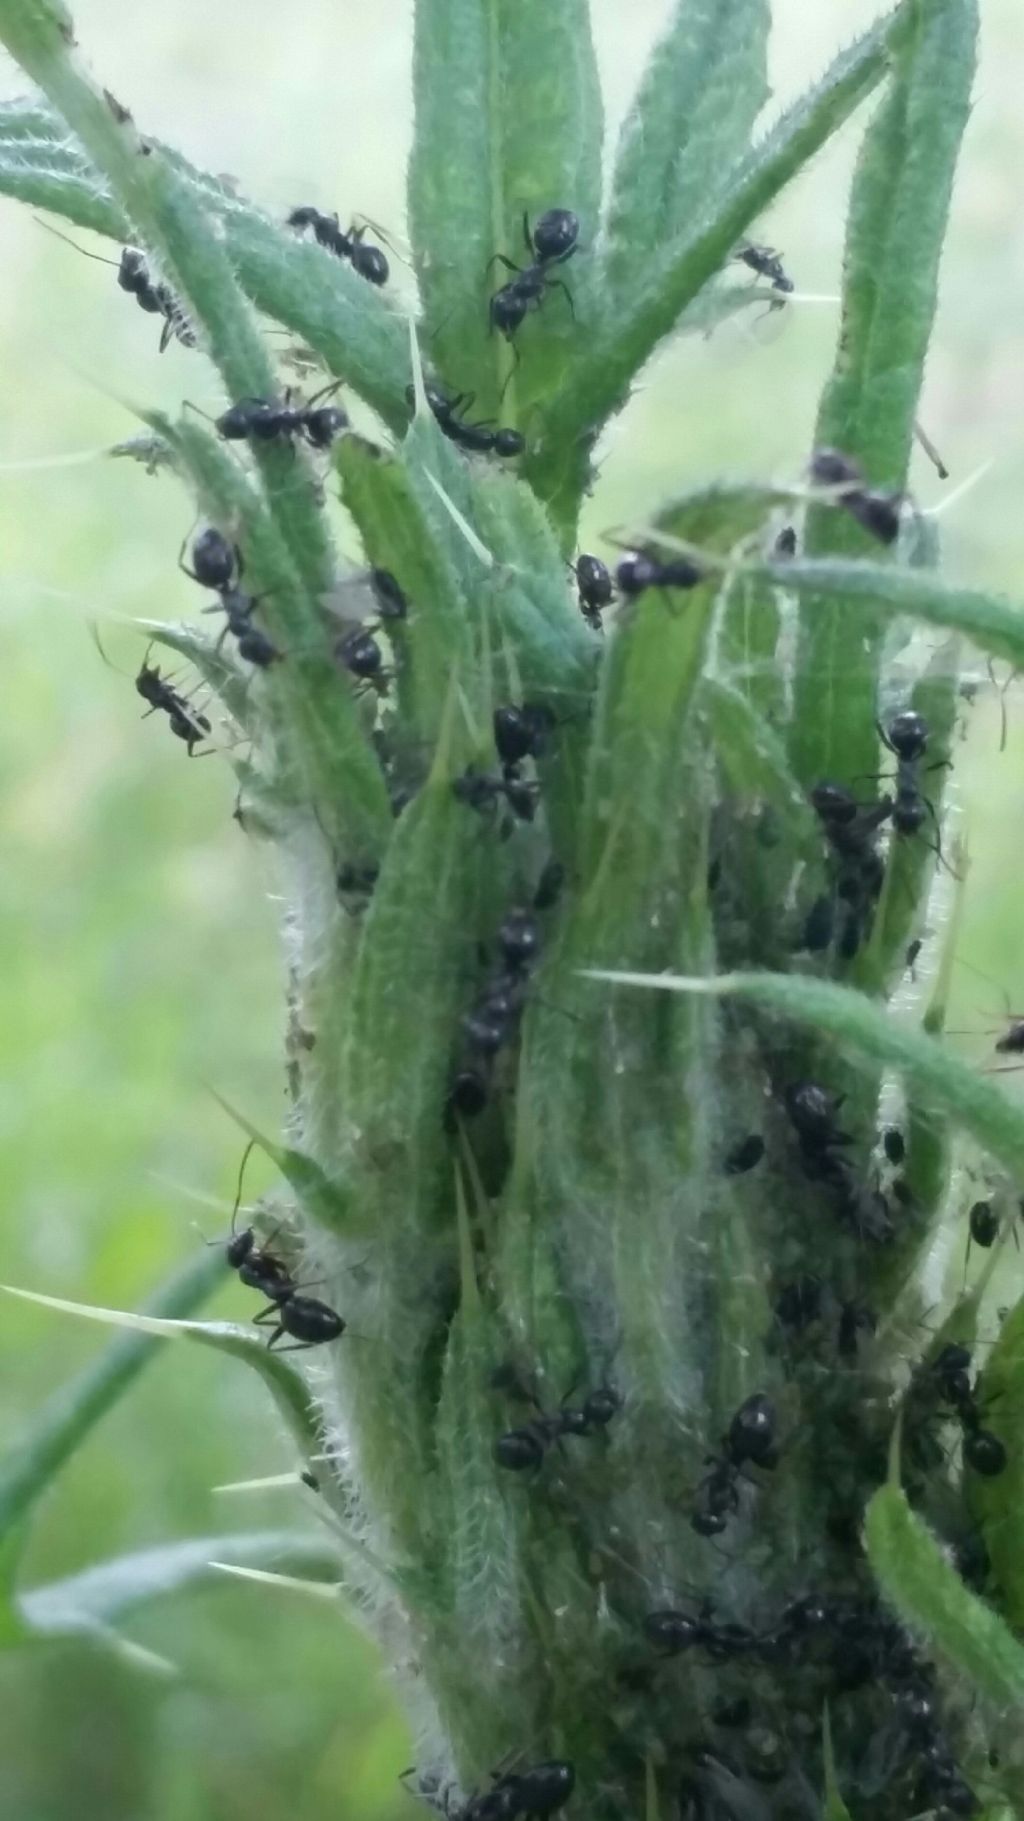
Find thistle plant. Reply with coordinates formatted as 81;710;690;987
7;2;1024;1819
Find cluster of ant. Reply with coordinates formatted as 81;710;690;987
444;901;545;1129
645;1593;979;1818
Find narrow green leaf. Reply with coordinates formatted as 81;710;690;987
865;1480;1024;1709
17;1531;338;1638
822;1708;853;1821
409;0;603;419
0;1285;321;1458
756;556;1024;671
605;0;770;296
0;1246;225;1539
792;0;977;788
700;679;818;852
581;970;1024;1183
209;1092;358;1238
526;2;913;528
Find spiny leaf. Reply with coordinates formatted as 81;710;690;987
0;1284;320;1457
209;1092;358;1238
0;1245;225;1539
17;1531;339;1638
580;969;1024;1182
408;0;603;420
605;0;770;297
865;1479;1024;1710
755;555;1024;671
791;0;977;790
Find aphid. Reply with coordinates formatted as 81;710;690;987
572;553;614;631
736;242;794;295
723;1134;765;1175
135;658;210;755
488;208;580;348
443;1066;490;1130
216;384;348;451
774;525;797;558
615;550;703;600
465;1761;575;1821
181;525;240;592
810;448;863;490
905;936;923;976
809;449;905;545
533;857;566;912
370;569;409;621
287;205;389;285
963;1425;1006;1476
410;382;524;458
800;893;837;953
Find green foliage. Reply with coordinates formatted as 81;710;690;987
1;0;1023;1819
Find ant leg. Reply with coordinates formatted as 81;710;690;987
498;344;522;403
485;253;523;278
547;278;576;321
307;378;344;408
267;1336;317;1353
252;1303;284;1326
875;718;897;756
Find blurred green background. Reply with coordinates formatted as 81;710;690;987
0;2;1022;1817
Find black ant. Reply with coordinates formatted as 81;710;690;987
252;1285;346;1352
215;1139;293;1301
135;656;211;754
809;448;904;545
336;626;391;696
909;1343;1006;1477
968;1199;1000;1247
809;782;889;957
572;554;614;631
287;206;389;285
644;1605;758;1663
493;1377;620;1472
39;221;195;351
410;383;524;458
216;383;348;451
444;908;543;1129
488;208;580;349
492;703;555;772
874;710;949;860
180;526;282;668
462;1761;575;1821
452;765;539;825
615;550;703;600
736;242;794;296
784;1081;893;1243
691;1393;778;1536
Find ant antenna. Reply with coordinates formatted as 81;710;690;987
35;216;121;268
230;1138;257;1234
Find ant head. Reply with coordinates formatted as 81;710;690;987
531;208;579;262
887;709;929;761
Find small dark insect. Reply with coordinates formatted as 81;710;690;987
800;893;836;953
810;448;864;490
723;1134;765;1175
691;1393;778;1537
968;1200;1000;1248
135;658;211;755
410;382;525;458
443;1066;490;1130
287;205;389;285
40;222;195;350
488;208;580;349
809;449;904;545
252;1288;346;1352
616;550;703;600
182;525;240;592
453;765;539;824
736;242;794;295
463;1761;575;1821
963;1426;1006;1477
216;383;348;451
370;569;409;621
774;525;797;559
300;1468;320;1491
181;530;283;670
573;553;614;631
905;936;923;975
878;709;944;849
493;703;555;771
644;1606;757;1662
337;626;391;695
883;1127;906;1166
995;1020;1024;1057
